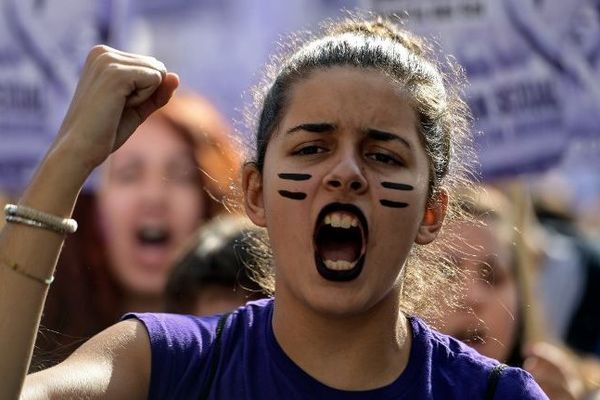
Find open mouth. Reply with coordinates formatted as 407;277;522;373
132;225;173;270
313;203;368;282
136;226;171;247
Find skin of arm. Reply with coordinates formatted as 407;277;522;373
0;45;178;398
21;320;151;400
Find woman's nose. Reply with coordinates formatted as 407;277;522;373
323;151;368;194
140;176;169;207
463;275;488;310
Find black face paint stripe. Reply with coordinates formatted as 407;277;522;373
278;190;307;200
381;182;414;191
278;173;312;181
380;199;409;208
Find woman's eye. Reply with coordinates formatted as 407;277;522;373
479;263;506;287
366;152;402;166
479;265;495;285
293;145;325;156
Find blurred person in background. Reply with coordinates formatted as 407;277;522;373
436;185;600;400
530;173;600;358
165;215;268;316
32;92;242;370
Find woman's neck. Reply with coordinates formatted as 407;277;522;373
271;290;412;391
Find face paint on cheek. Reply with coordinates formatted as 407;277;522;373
277;172;311;200
379;199;409;208
381;182;414;191
379;181;413;208
278;190;307;200
278;173;312;181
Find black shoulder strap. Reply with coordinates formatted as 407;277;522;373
199;312;230;400
484;363;507;400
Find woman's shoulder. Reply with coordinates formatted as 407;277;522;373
409;316;548;399
121;298;274;399
123;297;273;347
409;315;497;367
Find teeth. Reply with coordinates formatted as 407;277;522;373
331;213;341;227
324;212;359;229
140;228;165;240
324;259;355;270
341;215;351;228
137;226;169;243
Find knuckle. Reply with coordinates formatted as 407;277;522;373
150;68;163;81
93;62;128;91
145;55;165;69
86;44;110;63
102;62;121;76
95;50;117;66
82;46;122;82
93;53;124;78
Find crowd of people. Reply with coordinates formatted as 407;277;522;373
0;13;599;399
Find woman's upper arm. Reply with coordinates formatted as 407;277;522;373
21;319;151;399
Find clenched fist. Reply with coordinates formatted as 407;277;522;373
53;45;179;174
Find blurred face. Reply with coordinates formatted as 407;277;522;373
97;116;205;297
438;221;519;362
247;67;443;317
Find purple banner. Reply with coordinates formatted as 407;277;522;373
364;0;600;179
0;0;118;191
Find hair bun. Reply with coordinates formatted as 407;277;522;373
327;17;427;56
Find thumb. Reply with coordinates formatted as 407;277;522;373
154;72;180;108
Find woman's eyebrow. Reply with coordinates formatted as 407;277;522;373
286;122;336;134
366;129;411;149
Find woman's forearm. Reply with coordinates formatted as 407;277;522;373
0;139;90;398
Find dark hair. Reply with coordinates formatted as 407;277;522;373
247;15;475;319
165;216;268;314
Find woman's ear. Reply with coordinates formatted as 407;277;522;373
242;163;267;227
415;189;448;245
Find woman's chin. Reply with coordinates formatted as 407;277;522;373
118;269;167;300
132;246;172;272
